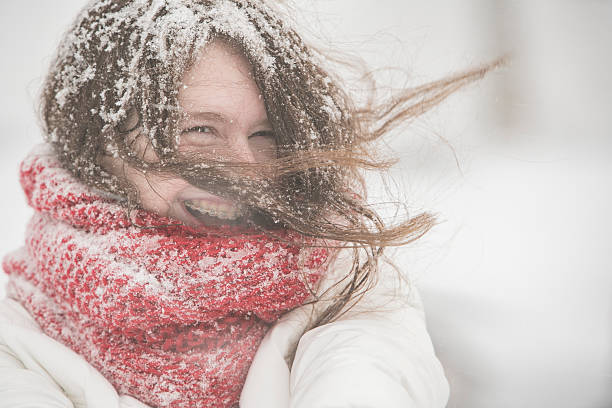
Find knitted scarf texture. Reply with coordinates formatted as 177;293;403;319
2;146;327;408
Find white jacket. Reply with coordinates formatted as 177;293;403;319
0;263;449;408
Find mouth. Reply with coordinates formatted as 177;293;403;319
183;199;245;226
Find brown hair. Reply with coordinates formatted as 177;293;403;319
41;0;501;361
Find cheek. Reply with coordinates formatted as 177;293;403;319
128;131;160;163
100;152;190;217
250;137;277;162
128;171;189;215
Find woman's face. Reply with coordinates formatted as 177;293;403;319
106;41;276;227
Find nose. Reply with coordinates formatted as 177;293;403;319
228;135;257;163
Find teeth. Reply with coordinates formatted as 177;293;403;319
184;200;244;220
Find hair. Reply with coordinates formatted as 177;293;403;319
41;0;502;363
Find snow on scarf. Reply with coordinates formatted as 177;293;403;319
2;146;328;408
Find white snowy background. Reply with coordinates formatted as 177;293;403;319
1;1;610;408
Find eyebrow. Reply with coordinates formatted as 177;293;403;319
183;111;272;128
184;111;229;123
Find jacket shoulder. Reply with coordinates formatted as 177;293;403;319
289;260;449;408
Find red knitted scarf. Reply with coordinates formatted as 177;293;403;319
2;147;327;408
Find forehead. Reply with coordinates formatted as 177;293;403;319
179;41;259;106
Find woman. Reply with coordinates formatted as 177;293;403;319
0;0;495;406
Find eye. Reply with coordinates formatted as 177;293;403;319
184;126;214;134
179;125;219;147
249;130;275;140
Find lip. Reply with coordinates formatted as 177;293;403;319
174;191;244;227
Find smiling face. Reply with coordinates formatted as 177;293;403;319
103;40;276;227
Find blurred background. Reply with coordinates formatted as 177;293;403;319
1;1;610;407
